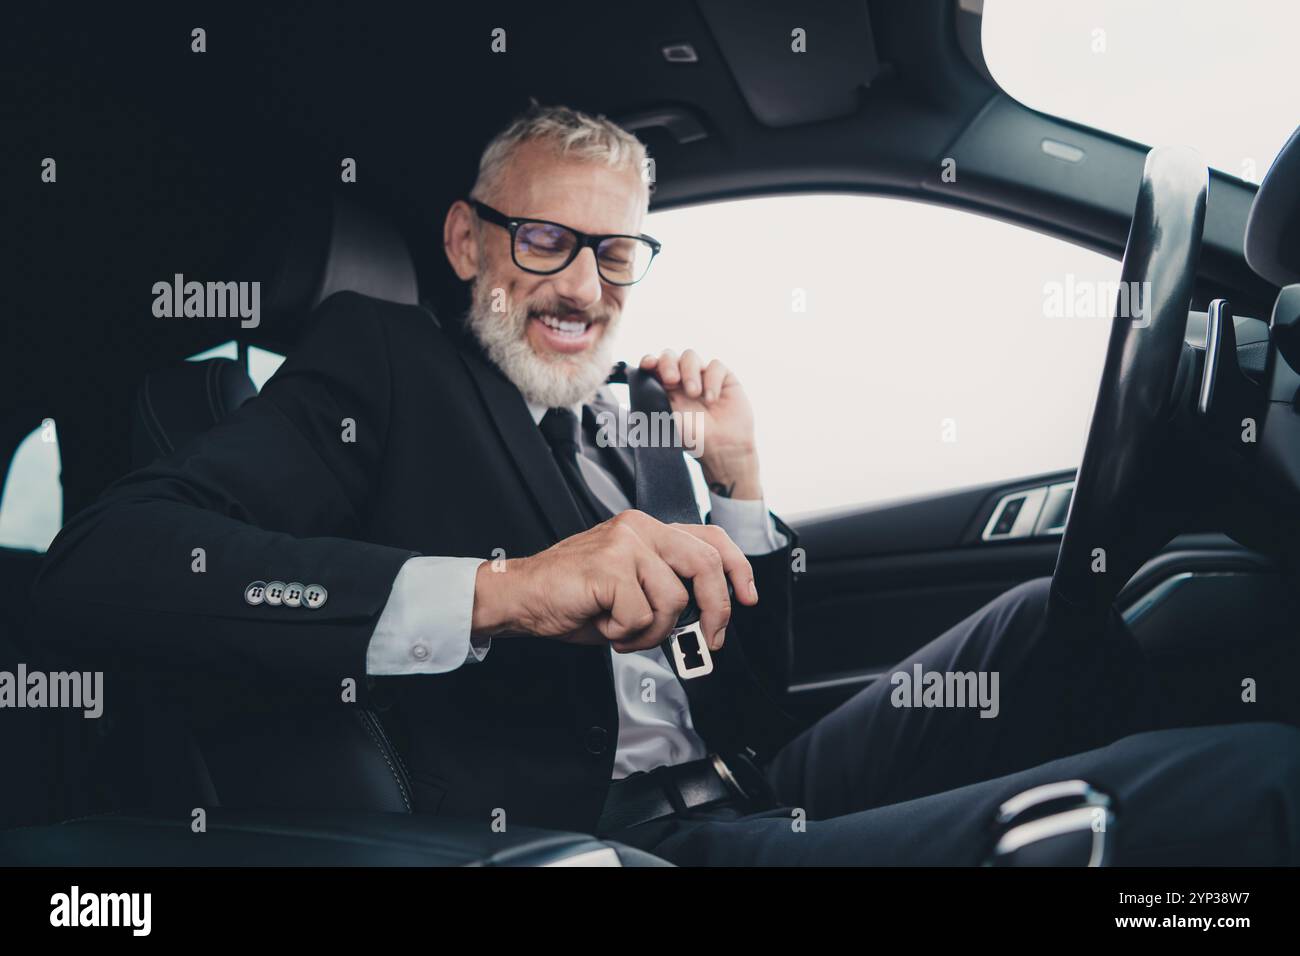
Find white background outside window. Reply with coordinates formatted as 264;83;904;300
620;195;1119;518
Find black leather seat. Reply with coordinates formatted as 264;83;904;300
131;357;256;466
0;545;55;829
92;196;427;819
86;355;418;815
243;193;421;348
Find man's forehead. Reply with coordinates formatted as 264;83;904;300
497;144;645;232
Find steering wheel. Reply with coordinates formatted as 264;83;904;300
1049;146;1208;622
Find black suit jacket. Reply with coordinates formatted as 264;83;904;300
33;291;801;832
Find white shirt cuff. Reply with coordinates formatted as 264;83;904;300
366;556;490;675
706;494;788;555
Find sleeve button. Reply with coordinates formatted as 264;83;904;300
303;584;328;609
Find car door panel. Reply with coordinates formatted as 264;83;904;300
782;469;1281;720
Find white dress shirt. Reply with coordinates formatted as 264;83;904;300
366;396;786;778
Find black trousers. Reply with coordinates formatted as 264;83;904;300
608;578;1300;865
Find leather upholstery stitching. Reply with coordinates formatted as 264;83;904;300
139;376;173;455
354;711;411;812
205;359;223;420
368;710;414;793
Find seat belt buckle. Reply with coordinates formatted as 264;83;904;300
666;620;714;680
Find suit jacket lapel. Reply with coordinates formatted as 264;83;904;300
455;344;587;543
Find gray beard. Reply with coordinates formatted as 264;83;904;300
464;280;617;409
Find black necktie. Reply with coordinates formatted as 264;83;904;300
539;407;613;529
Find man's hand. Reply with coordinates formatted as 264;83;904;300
471;511;758;653
639;349;762;500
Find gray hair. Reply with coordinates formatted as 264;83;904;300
469;102;651;205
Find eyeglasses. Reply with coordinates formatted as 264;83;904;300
469;200;661;286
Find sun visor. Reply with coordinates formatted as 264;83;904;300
698;0;881;128
1245;126;1300;288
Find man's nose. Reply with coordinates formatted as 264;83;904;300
550;246;603;309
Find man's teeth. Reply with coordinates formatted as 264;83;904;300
537;314;590;336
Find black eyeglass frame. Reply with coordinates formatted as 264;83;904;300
469;200;662;286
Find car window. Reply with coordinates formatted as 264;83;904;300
187;341;239;363
187;341;285;391
0;419;63;552
248;346;286;391
982;0;1300;183
623;194;1117;517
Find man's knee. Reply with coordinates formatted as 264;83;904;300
981;576;1053;649
999;577;1053;613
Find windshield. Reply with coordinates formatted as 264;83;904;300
982;0;1300;183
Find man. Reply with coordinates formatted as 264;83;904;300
34;105;1300;865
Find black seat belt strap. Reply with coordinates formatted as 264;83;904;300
615;363;724;681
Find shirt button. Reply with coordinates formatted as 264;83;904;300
263;581;286;606
302;584;328;609
583;726;609;755
411;644;430;662
243;581;267;606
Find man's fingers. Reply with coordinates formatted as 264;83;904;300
622;554;690;651
642;349;721;401
701;359;728;403
679;349;703;398
633;522;733;650
579;514;754;656
656;349;681;387
598;573;656;643
679;524;758;608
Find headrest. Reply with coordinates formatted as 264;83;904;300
239;195;420;344
131;358;255;468
1244;125;1300;288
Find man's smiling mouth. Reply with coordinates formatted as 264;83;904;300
529;312;601;354
537;313;590;336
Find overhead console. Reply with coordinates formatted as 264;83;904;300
697;0;882;127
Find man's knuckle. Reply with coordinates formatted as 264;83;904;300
608;519;639;545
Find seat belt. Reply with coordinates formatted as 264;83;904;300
612;363;723;681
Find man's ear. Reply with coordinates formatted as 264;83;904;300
444;200;480;281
